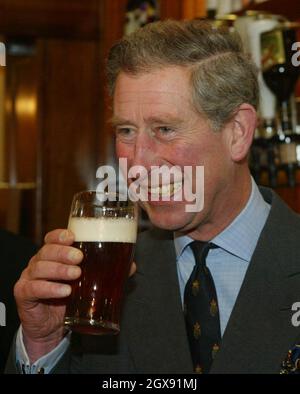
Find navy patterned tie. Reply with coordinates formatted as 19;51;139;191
184;241;221;374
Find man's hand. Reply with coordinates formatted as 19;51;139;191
14;229;82;363
129;261;137;276
14;229;137;364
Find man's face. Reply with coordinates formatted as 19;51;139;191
113;66;235;237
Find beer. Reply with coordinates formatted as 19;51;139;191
65;216;137;335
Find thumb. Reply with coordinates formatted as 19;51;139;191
129;261;137;277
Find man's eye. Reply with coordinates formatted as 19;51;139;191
155;126;176;140
115;127;135;140
158;126;173;134
116;127;132;135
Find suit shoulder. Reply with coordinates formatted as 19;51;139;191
134;228;175;272
137;227;173;246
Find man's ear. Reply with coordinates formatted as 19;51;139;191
228;103;257;162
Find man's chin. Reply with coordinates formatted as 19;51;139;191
145;208;192;232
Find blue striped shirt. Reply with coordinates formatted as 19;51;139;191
174;178;271;336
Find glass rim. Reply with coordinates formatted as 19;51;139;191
72;190;135;206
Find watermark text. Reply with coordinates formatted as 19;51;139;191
96;159;204;213
0;42;6;67
292;42;300;67
291;302;300;327
0;302;6;326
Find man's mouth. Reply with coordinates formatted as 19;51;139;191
147;182;182;199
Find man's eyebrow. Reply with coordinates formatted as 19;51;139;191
146;115;183;124
109;116;134;127
110;115;183;126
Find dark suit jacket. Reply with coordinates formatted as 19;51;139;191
0;230;37;373
5;188;300;373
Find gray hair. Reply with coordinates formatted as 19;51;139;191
107;19;259;130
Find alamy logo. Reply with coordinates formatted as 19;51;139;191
0;302;6;326
292;42;300;67
0;42;5;67
96;159;205;213
291;302;300;327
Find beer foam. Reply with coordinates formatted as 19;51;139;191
68;217;137;243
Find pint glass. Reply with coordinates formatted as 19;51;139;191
64;191;138;335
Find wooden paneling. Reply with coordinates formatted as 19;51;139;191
0;67;5;181
242;0;300;21
183;0;196;20
0;44;39;237
182;0;206;20
161;0;205;21
5;51;38;183
97;0;128;166
0;1;147;241
38;39;102;236
160;0;183;20
194;0;206;18
0;0;100;40
35;0;130;238
275;186;300;213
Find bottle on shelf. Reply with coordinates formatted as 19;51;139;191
206;0;218;20
261;22;300;187
250;118;279;188
235;11;280;187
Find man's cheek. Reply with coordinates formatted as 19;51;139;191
115;142;123;158
171;145;201;166
115;143;132;161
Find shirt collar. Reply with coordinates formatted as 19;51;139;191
174;178;270;262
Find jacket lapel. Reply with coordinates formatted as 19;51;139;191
126;230;193;373
211;190;300;373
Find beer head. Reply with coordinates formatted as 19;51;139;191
68;217;137;243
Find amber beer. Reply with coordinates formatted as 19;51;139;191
64;192;137;335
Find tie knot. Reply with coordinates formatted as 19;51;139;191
190;241;217;267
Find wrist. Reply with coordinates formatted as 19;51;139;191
22;327;66;364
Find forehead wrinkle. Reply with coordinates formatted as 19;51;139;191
143;115;184;125
114;88;192;104
114;101;179;124
113;79;199;126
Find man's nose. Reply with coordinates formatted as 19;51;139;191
131;131;156;169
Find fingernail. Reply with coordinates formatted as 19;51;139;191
59;285;71;297
68;249;82;262
59;230;69;242
68;266;81;278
